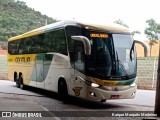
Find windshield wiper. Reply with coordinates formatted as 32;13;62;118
116;51;119;70
130;41;135;61
116;51;128;76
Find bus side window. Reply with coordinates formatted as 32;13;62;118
30;37;37;53
31;35;43;53
53;29;67;55
65;26;82;66
18;40;24;54
44;32;53;52
8;41;17;54
23;38;30;53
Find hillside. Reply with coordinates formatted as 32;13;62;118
0;0;57;47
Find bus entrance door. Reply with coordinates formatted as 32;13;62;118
72;41;86;98
36;54;45;89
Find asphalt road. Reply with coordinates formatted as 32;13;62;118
0;80;158;120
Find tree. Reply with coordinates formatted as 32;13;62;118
114;19;141;37
114;19;129;28
144;18;160;56
131;30;141;36
0;0;57;49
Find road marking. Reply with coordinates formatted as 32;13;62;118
40;105;61;120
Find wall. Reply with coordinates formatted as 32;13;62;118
136;40;160;57
0;50;8;80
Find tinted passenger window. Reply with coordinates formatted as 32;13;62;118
53;30;67;54
8;29;67;55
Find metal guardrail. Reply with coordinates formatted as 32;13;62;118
137;57;158;90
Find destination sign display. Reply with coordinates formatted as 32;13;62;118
90;33;108;38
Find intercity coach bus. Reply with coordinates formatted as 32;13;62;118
8;20;148;102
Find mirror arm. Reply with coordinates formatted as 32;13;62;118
71;36;91;55
134;40;150;57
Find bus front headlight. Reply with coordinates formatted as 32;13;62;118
91;83;99;88
130;83;136;87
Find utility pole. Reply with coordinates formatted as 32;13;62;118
155;41;160;117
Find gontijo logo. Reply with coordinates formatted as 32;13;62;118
15;57;30;64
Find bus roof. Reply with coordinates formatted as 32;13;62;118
8;20;130;41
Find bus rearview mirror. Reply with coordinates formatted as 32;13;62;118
71;36;91;55
134;39;150;57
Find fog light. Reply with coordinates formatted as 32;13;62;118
131;92;136;96
90;92;96;97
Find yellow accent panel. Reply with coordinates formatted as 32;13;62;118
8;30;44;41
7;54;37;85
92;77;118;86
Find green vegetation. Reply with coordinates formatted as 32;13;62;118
144;18;160;56
0;0;57;48
114;19;141;37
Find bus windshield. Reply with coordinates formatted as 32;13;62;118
113;34;136;77
85;30;136;79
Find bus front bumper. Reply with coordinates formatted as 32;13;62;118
86;84;137;101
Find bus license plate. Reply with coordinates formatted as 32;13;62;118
110;95;120;99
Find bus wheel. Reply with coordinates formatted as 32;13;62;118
19;76;26;90
16;76;20;88
14;73;17;82
58;80;68;100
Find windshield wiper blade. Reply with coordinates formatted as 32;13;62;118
116;51;128;76
130;41;135;61
116;51;119;70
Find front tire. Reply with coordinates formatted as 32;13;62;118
58;80;68;100
100;99;106;102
